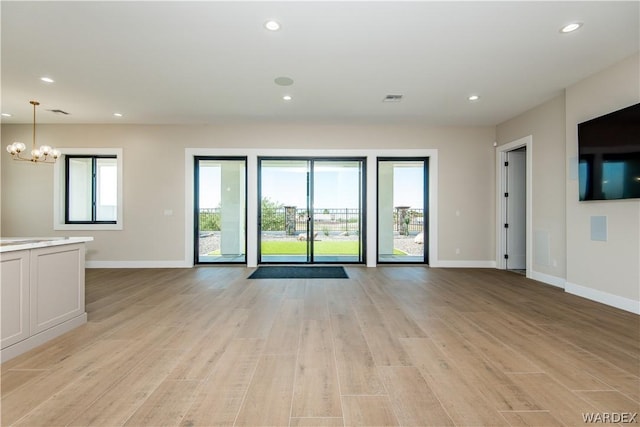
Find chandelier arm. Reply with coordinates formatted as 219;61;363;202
33;101;37;153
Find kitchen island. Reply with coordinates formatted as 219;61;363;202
1;237;92;362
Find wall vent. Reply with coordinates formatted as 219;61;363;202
382;94;403;102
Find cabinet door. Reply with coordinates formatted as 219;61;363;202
1;251;30;349
30;244;85;335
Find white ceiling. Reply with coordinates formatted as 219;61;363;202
1;1;638;126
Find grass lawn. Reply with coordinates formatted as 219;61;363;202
209;240;406;255
262;240;357;255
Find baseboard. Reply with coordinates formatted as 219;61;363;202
86;260;191;268
529;270;566;289
565;282;640;315
1;313;87;363
431;260;497;268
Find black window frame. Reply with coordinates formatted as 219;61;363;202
65;154;118;224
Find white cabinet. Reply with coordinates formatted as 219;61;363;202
30;245;85;335
1;250;30;349
1;238;90;362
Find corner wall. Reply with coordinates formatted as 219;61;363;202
497;53;640;314
497;94;567;285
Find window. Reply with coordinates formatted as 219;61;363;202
66;156;117;223
54;148;123;230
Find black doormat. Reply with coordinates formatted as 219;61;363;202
248;266;348;279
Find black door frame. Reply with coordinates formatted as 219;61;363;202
257;156;366;264
376;157;429;264
194;156;248;264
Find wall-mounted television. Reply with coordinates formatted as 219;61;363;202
578;102;640;201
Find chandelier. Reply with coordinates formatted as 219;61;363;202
6;100;60;163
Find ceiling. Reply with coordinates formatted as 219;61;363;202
1;1;638;126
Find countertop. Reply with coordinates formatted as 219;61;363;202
0;237;93;253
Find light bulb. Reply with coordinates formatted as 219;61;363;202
31;148;42;158
40;145;52;155
6;144;16;154
51;149;61;159
14;142;26;152
265;20;280;31
561;23;583;33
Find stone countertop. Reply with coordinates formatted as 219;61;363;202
0;237;93;253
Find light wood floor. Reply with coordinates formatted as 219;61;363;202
2;266;639;426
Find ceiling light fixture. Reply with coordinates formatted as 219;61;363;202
468;95;480;101
283;95;292;101
265;20;280;31
40;77;54;83
113;112;123;117
274;76;294;86
6;100;60;163
1;113;12;117
560;22;583;33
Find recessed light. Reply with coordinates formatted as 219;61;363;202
1;113;12;117
468;95;480;101
283;95;292;101
113;113;123;117
560;22;583;33
40;77;54;83
265;20;280;31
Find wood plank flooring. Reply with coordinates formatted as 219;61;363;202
2;266;639;426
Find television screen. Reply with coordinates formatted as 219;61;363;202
578;103;640;201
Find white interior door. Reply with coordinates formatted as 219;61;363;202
506;150;526;270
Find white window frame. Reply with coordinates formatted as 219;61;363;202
54;148;123;230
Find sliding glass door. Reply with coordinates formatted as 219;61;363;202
194;157;246;263
377;158;428;263
313;160;364;263
259;159;311;263
258;158;365;264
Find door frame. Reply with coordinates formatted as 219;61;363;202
257;156;366;264
376;157;429;264
184;148;438;268
496;135;533;276
193;156;248;264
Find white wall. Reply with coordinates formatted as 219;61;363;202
1;122;496;267
565;53;640;313
497;94;567;284
497;53;640;314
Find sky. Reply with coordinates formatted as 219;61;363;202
198;162;424;209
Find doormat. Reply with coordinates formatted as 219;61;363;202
248;266;348;279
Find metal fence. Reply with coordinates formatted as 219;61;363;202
393;208;424;234
199;207;424;234
260;207;361;233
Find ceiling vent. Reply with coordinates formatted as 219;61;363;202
48;109;70;115
382;94;403;102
